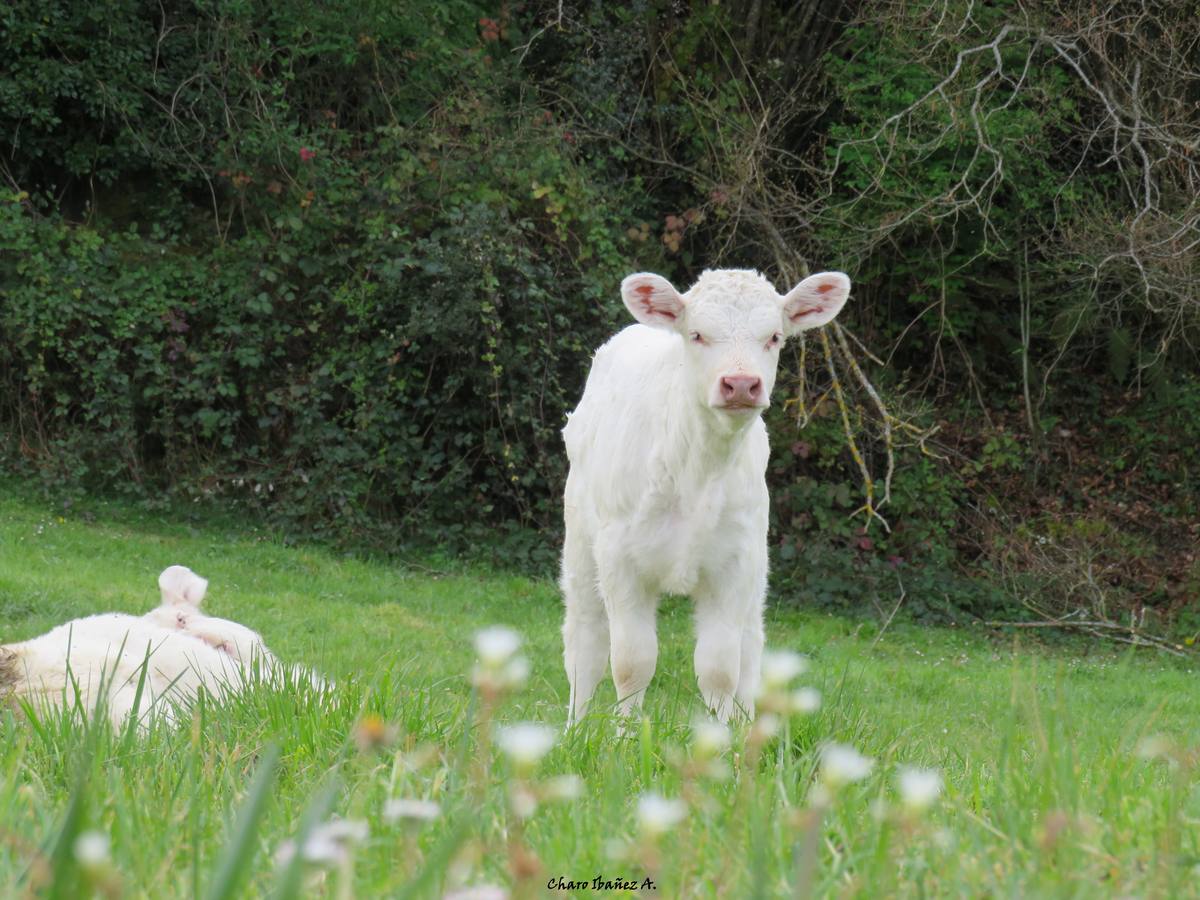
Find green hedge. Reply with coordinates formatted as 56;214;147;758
0;1;640;562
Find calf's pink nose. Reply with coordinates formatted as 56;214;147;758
720;375;762;405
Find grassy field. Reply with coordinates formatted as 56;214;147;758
2;491;1199;898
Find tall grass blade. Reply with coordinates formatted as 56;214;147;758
270;779;340;900
204;743;282;900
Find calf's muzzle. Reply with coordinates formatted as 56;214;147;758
719;375;763;407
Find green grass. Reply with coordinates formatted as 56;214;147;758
2;491;1200;898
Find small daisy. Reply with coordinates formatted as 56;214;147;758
637;793;687;838
444;887;509;900
499;655;531;690
753;712;782;740
1135;734;1173;761
896;766;943;812
275;818;368;868
692;718;731;758
74;831;110;869
474;626;522;667
760;649;809;690
509;784;539;819
819;743;874;787
544;774;585;801
496;723;557;772
791;687;821;714
382;798;441;824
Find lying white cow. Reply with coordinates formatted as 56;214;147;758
561;268;850;723
1;565;300;728
144;565;275;665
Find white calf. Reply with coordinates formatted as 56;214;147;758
561;268;850;723
0;608;243;728
1;565;303;728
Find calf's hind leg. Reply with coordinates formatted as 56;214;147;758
561;533;610;725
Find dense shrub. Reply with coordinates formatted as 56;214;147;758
0;1;641;563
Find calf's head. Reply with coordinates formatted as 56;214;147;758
621;268;850;416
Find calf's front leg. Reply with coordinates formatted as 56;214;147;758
693;569;764;723
734;614;764;718
601;573;659;720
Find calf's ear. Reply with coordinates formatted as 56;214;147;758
780;272;850;334
622;273;685;330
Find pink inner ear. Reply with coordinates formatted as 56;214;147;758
636;283;676;320
646;300;675;320
790;306;821;320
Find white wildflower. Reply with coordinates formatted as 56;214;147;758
474;626;522;667
544;774;585;801
1135;734;1173;761
791;687;821;714
752;712;781;740
933;828;956;850
636;793;687;838
74;831;110;868
896;766;943;812
472;626;529;692
808;782;832;807
383;798;441;824
760;650;808;690
275;818;368;868
273;843;298;867
500;655;531;690
509;784;539;819
604;837;630;862
692;718;731;758
819;743;874;788
496;723;557;772
443;886;510;900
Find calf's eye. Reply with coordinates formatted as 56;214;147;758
690;331;705;344
768;333;782;347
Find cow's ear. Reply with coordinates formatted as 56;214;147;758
622;273;685;330
781;272;850;335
